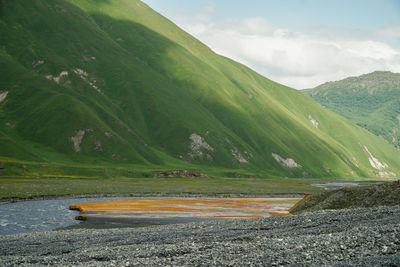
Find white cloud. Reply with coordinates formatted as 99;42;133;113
377;26;400;40
171;11;400;89
141;1;400;89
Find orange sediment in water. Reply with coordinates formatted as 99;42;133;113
206;215;261;218
76;206;227;213
267;212;292;216
70;197;302;219
288;194;315;213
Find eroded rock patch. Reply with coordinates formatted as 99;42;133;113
188;133;214;160
362;145;396;177
231;148;248;163
0;91;8;103
363;146;388;170
73;68;103;94
154;170;208;178
308;114;319;128
70;130;85;152
46;71;68;84
272;153;302;168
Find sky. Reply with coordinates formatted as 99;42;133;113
141;0;400;89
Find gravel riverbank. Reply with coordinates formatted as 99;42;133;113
1;205;400;266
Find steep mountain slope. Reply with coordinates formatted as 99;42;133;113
1;0;400;178
304;71;400;148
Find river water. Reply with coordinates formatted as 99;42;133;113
0;197;297;235
0;197;132;236
0;181;383;236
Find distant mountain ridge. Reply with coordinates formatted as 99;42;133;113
1;0;400;178
304;71;400;148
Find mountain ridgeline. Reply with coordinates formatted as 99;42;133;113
1;0;400;178
304;71;400;149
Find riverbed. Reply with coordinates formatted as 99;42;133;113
0;180;385;236
1;205;399;266
0;197;300;235
0;197;133;235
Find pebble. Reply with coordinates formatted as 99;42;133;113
1;206;400;266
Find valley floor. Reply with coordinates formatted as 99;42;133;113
1;206;399;266
0;176;328;200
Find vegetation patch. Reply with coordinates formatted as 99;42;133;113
0;174;327;200
305;71;400;149
291;180;400;214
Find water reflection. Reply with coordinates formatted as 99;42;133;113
310;181;384;190
0;197;131;235
70;198;300;220
0;197;301;235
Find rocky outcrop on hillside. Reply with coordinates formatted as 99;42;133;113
154;170;208;178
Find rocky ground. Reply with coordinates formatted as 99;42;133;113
292;180;400;214
1;206;400;266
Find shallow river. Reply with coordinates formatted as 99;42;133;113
0;197;298;236
0;197;133;235
0;181;384;236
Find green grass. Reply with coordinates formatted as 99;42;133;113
0;0;400;180
0;176;327;199
291;180;400;214
304;71;400;148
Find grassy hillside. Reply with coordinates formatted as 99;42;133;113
1;0;400;179
291;180;400;214
304;71;400;148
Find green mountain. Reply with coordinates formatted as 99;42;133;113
1;0;400;179
304;71;400;149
